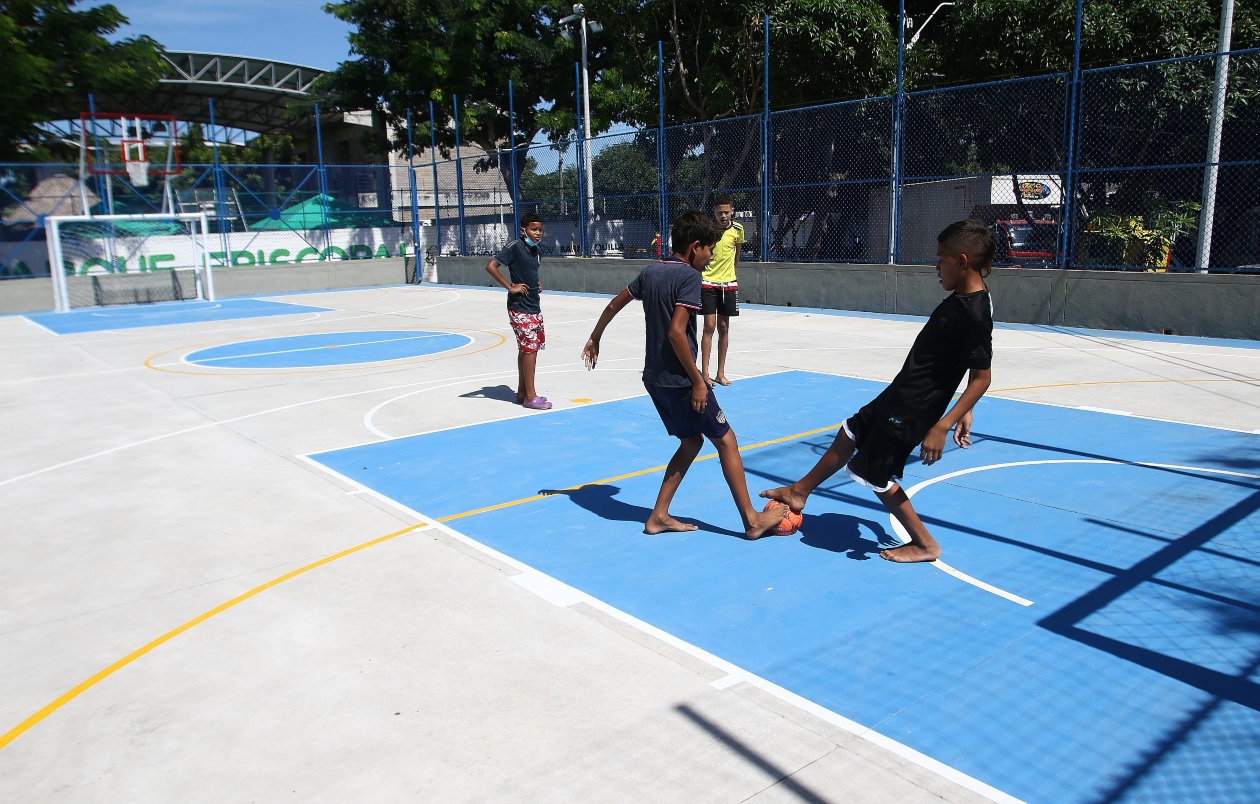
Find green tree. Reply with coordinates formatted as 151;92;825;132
918;0;1259;83
318;0;585;155
0;0;165;160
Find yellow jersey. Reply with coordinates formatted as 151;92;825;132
703;221;744;285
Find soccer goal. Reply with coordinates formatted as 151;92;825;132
44;213;215;312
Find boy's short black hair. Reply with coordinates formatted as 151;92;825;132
712;192;734;208
671;210;720;252
938;219;995;276
520;212;543;228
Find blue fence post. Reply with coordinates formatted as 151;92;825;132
761;15;771;263
208;99;230;264
313;102;331;254
406;109;421;268
453;95;467;256
508;79;520;236
575;62;588;257
657;41;668;254
1060;0;1085;270
429;101;442;257
889;0;906;264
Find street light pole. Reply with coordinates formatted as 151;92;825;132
560;4;600;218
579;13;594;216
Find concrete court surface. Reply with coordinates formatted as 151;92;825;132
1;283;1257;803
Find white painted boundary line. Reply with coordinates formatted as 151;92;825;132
296;455;1027;804
891;458;1260;606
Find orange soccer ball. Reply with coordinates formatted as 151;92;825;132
764;501;803;536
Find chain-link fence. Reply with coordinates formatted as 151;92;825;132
5;47;1258;280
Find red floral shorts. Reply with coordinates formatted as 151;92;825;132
508;310;546;353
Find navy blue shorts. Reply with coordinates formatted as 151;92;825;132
645;382;731;440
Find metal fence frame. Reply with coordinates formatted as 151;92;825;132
5;46;1258;277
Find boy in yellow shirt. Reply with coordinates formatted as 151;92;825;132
700;193;744;387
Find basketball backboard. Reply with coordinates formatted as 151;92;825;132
80;112;182;188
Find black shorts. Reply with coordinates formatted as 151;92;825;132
842;405;919;492
645;382;731;441
701;285;739;317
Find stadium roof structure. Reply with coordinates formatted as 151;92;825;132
93;51;326;134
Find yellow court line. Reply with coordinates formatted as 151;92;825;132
994;377;1260;393
438;422;845;524
0;420;845;753
0;523;427;752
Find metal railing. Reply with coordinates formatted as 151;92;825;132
4;48;1258;278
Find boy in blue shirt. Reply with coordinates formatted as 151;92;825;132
582;211;788;538
487;213;550;410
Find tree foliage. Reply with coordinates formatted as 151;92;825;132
0;0;166;160
318;0;588;155
919;0;1260;85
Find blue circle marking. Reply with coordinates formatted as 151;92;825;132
185;330;473;368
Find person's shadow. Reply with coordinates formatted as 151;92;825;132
540;484;749;538
798;512;896;560
460;384;518;403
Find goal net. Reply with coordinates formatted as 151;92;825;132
45;213;214;311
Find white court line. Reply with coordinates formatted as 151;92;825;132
0;360;619;489
889;458;1260;606
184;331;464;364
361;365;643;439
295;455;1025;804
1077;406;1134;416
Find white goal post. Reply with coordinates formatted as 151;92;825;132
44;212;214;312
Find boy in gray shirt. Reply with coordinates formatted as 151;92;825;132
582;211;787;538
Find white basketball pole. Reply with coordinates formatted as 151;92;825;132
1195;0;1234;272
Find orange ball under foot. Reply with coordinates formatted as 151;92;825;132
763;501;803;536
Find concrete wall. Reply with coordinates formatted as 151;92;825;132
0;258;409;315
435;256;1260;341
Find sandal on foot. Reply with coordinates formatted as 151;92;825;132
522;396;552;410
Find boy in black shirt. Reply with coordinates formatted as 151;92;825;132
582;211;788;539
487;213;550;410
761;220;995;563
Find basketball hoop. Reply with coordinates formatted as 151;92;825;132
80;112;180;190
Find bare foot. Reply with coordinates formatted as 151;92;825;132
759;485;808;513
879;543;941;563
715;374;732;386
746;500;789;539
645;514;699;534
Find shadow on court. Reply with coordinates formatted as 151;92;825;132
539;484;748;538
460;384;519;403
799;512;889;560
676;705;833;804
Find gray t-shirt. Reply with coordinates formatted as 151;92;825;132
492;238;542;314
626;258;703;387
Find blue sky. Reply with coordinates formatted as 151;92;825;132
108;0;354;70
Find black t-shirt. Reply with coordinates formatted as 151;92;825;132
865;289;994;442
492;238;542;314
626;258;703;387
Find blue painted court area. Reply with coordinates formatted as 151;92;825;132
184;330;473;369
25;298;332;334
311;371;1260;804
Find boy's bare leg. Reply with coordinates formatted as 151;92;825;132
646;435;704;534
700;314;717;388
711;429;788;538
714;315;731;386
875;484;941;562
760;428;858;511
516;351;539;402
